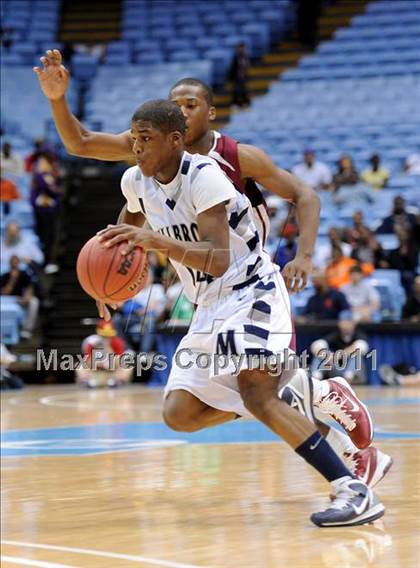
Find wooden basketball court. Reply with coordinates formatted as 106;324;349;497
1;385;419;567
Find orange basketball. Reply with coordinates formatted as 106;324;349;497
76;235;149;303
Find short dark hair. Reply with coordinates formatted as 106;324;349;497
131;100;186;135
350;265;363;275
169;78;214;105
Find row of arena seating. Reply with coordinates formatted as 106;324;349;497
1;0;292;86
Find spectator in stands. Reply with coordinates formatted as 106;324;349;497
1;221;44;269
297;0;322;49
379;364;420;387
402;275;420;321
164;279;195;327
75;319;133;388
30;152;61;273
0;176;21;215
0;343;24;390
342;265;380;322
312;227;351;270
361;154;390;190
115;268;166;352
310;311;369;383
332;155;359;191
387;225;418;294
292;149;332;191
273;224;298;269
325;245;373;289
1;142;24;177
0;255;40;339
376;195;416;234
229;42;250;108
302;270;350;321
25;139;44;173
350;226;392;269
403;153;420;176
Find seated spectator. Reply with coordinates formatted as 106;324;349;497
351;227;377;265
302;270;350;320
402;275;420;321
1;221;44;269
361;154;390;189
75;319;133;388
25;139;59;175
0;343;24;390
312;227;351;270
332;154;359;191
292;148;332;191
116;269;166;352
310;312;369;383
0;176;21;215
325;246;373;289
165;279;195;326
30;152;62;273
0;142;24;177
273;224;298;269
376;195;416;234
403;153;420;176
364;234;389;269
0;255;40;339
379;364;420;386
342;266;380;322
387;226;418;294
347;210;370;243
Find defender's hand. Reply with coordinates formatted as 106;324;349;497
282;255;312;293
96;300;117;322
33;49;70;101
97;224;157;254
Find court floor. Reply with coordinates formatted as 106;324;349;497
1;385;419;568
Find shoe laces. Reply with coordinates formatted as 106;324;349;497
318;392;356;431
330;482;362;511
343;451;362;476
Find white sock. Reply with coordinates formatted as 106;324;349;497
312;377;330;405
325;426;357;458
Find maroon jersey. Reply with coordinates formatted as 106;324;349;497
208;131;269;245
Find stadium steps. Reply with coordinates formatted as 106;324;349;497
59;0;121;43
44;172;125;355
213;0;369;128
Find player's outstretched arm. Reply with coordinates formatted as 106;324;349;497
97;202;230;278
238;144;320;293
33;50;133;161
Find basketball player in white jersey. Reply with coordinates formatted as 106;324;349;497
34;50;392;490
96;100;385;527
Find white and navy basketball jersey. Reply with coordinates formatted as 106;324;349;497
121;151;278;306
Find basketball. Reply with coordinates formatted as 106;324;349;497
76;235;149;303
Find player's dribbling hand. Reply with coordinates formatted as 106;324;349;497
96;300;117;322
97;224;157;254
33;49;70;101
282;255;312;293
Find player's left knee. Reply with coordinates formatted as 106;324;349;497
162;406;200;433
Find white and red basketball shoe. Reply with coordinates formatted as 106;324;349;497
316;377;374;449
344;447;393;488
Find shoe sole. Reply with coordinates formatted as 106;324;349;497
370;455;393;488
331;377;374;449
311;502;385;527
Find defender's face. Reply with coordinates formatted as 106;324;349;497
130;121;174;177
170;85;215;146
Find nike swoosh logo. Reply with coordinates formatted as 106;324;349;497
310;437;322;450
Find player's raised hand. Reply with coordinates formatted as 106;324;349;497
282;255;312;293
33;49;70;101
97;224;157;254
96;300;117;322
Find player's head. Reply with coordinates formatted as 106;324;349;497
169;78;216;146
130;100;186;177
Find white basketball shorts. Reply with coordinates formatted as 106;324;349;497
164;271;294;417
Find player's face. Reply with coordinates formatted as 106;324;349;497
130;121;180;178
170;85;215;146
